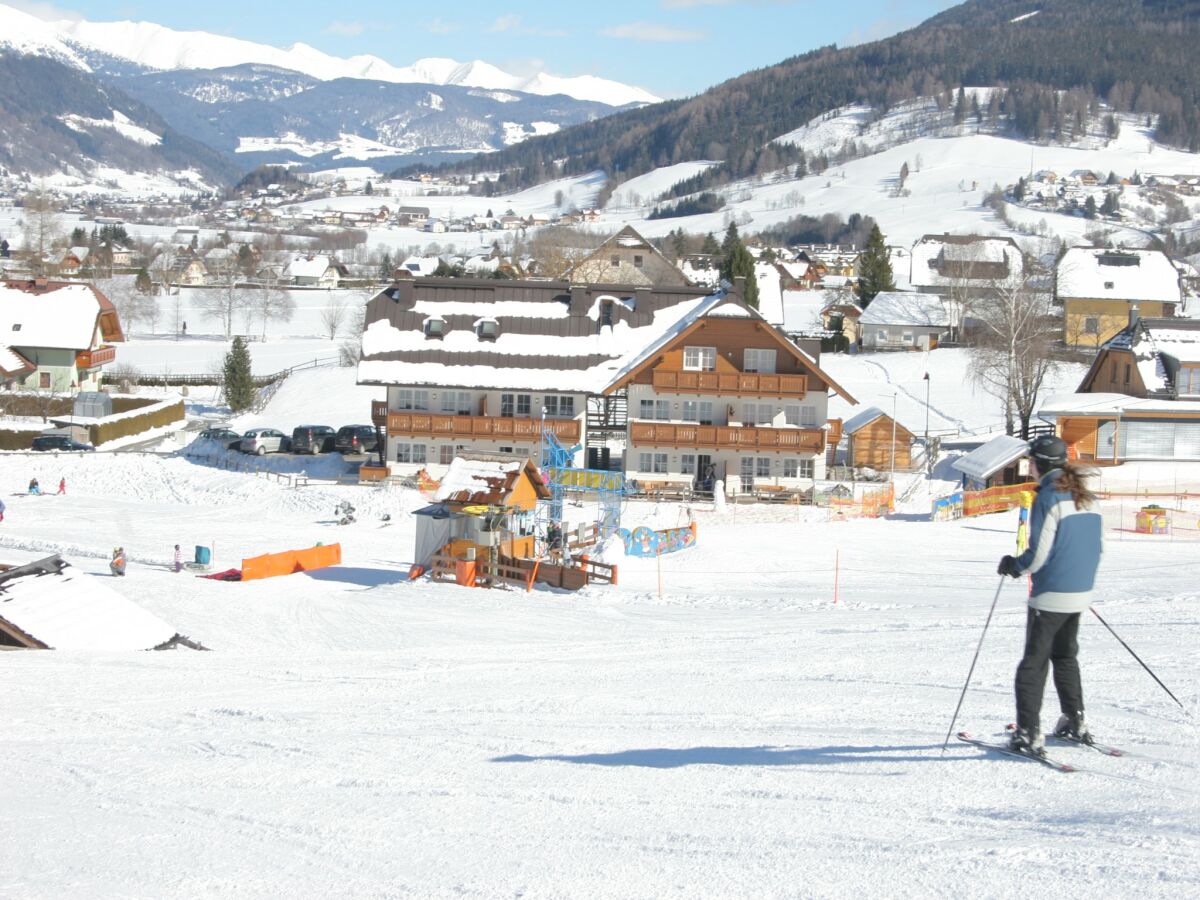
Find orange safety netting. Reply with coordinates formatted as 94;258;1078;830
241;543;342;581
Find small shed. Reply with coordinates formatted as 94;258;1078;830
950;435;1031;489
842;406;914;470
74;391;113;418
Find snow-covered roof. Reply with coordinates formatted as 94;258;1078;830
286;255;335;279
1039;392;1200;416
1056;248;1181;304
0;280;107;350
359;280;725;393
859;292;951;327
781;288;837;333
434;453;549;505
0;557;177;650
950;435;1030;481
842;406;887;435
910;235;1022;288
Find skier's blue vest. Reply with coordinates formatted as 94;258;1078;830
1013;469;1103;613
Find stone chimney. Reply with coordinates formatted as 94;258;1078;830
1129;304;1140;330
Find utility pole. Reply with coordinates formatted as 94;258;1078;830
890;391;898;482
923;372;931;477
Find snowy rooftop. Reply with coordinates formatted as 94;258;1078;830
1056;248;1182;304
1039;392;1200;416
859;292;951;327
0;559;177;650
286;255;336;279
842;406;887;435
0;280;108;350
950;434;1030;481
910;235;1022;287
434;454;548;505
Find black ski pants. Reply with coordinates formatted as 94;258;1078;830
1014;607;1084;735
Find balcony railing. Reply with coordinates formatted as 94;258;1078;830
652;370;808;398
630;421;825;452
385;411;581;442
76;345;116;369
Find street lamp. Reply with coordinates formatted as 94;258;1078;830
923;371;931;477
890;391;898;481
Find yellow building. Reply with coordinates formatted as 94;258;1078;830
1056;247;1182;347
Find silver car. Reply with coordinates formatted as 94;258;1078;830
240;427;289;455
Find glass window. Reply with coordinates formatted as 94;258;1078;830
1084;317;1100;335
682;400;698;422
639;452;653;472
1124;364;1131;384
783;458;798;478
798;458;814;478
744;348;777;373
439;445;454;465
601;301;613;327
545;395;575;418
397;389;428;411
441;391;472;414
516;394;531;416
681;454;696;475
640;399;656;419
656;399;670;420
800;405;817;427
610;255;620;267
653;452;667;473
500;393;514;417
902;332;915;345
1180;367;1200;394
633;255;644;268
683;346;716;371
742;403;774;425
683;400;714;424
756;457;772;477
395;442;427;463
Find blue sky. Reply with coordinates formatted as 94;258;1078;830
17;0;961;98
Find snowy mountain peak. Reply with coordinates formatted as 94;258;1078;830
0;4;659;106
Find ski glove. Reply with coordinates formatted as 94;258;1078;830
997;555;1023;578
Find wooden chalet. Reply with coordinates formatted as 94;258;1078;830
841;406;914;471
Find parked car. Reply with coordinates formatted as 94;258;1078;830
31;434;94;452
240;427;290;456
334;424;379;454
291;425;337;454
198;427;242;449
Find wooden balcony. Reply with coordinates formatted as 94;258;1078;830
76;345;116;369
630;421;825;453
652;370;807;398
385;412;581;442
372;400;388;428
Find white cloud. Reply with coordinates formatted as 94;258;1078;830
424;17;461;34
488;15;567;38
323;20;365;37
601;22;706;42
6;0;83;21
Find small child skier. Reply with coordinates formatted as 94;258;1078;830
28;478;40;495
57;477;66;495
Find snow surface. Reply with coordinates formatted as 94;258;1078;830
0;339;1198;896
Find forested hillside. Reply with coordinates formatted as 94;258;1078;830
414;0;1200;198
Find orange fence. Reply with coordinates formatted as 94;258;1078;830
241;543;342;581
962;482;1037;518
829;483;895;519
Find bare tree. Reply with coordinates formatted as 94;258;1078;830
19;186;63;273
93;276;153;335
198;272;252;339
252;279;295;340
320;294;350;340
968;277;1059;437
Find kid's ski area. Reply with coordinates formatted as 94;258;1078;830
1;359;1198;898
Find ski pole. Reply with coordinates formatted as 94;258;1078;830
1090;607;1191;717
941;575;1006;754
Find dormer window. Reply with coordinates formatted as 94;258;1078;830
475;317;499;341
12;323;21;331
600;300;614;327
1104;281;1114;290
423;316;446;339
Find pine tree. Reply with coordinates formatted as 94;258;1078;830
379;250;393;281
222;336;256;413
1101;191;1120;216
1084;195;1098;219
720;227;758;309
721;222;740;255
855;223;895;308
701;232;720;255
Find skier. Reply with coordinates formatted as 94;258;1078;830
110;547;127;577
0;497;6;523
174;544;182;573
997;435;1102;756
28;478;40;495
57;477;66;495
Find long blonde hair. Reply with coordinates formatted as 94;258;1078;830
1049;462;1097;510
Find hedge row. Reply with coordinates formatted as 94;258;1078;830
90;400;185;446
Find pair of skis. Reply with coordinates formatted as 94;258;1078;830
957;730;1124;773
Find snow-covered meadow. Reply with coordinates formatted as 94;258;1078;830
0;337;1198;897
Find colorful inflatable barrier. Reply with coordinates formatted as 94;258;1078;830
618;522;697;557
241;543;342;581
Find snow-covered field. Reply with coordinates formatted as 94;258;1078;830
1;339;1198;897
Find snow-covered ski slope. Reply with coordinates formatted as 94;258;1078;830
1;347;1199;897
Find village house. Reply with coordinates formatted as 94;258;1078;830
48;247;90;278
149;250;208;287
356;275;854;496
284;255;348;288
395;206;430;228
0;278;124;392
1056;246;1183;347
910;234;1024;299
561;225;692;288
842;406;914;472
858;291;954;350
1041;312;1200;464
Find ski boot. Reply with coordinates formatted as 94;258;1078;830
1007;726;1046;757
1054;712;1094;746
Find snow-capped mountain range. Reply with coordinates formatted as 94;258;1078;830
0;4;660;107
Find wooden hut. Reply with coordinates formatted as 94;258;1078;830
842;406;914;470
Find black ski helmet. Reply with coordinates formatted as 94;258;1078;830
1028;434;1068;471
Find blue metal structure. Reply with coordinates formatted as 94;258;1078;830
539;429;627;540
